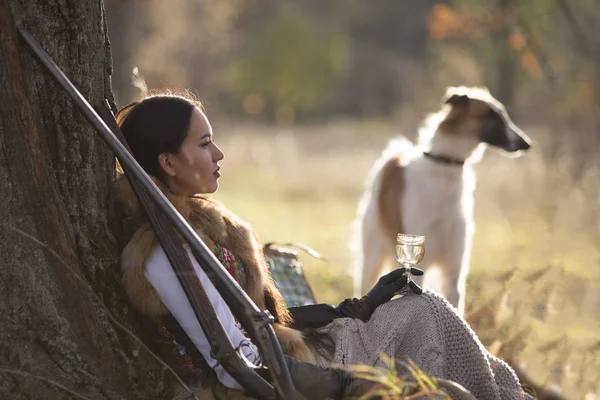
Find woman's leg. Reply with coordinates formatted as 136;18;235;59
323;291;531;400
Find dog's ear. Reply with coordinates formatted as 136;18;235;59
444;94;469;107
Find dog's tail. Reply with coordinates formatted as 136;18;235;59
351;138;415;297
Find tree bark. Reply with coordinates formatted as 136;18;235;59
0;1;171;399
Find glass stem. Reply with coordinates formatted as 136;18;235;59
403;263;413;281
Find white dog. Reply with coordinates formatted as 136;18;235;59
352;86;531;315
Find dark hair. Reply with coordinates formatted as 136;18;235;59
116;93;204;178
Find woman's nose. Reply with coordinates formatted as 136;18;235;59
213;144;225;161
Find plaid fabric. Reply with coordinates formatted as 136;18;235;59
264;246;317;307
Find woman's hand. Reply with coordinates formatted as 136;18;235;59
336;268;411;322
287;268;417;328
365;267;409;305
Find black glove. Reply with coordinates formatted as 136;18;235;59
258;355;377;400
366;267;410;304
288;268;412;329
337;267;409;322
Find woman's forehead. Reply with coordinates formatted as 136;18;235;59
188;107;212;137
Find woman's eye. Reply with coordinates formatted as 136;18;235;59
201;140;212;148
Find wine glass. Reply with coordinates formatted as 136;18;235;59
396;233;425;294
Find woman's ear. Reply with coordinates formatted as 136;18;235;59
158;152;177;177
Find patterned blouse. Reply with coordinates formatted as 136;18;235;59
212;242;245;284
151;241;250;384
211;242;248;336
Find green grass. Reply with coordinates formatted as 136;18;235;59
212;120;600;398
215;163;359;302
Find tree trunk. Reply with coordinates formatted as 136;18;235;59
0;1;171;399
490;0;517;109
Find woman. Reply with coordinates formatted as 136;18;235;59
113;92;532;400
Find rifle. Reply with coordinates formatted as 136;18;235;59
18;27;303;400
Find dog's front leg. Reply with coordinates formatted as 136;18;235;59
440;220;473;316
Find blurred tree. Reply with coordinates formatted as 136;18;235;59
104;0;144;105
104;0;600;135
491;0;518;106
1;1;171;398
428;0;600;167
338;0;443;116
105;0;443;120
226;7;349;123
429;0;522;107
106;0;243;113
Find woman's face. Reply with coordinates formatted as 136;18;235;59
159;107;224;196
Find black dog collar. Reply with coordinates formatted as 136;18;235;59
423;152;465;166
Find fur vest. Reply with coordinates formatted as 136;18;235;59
112;174;315;364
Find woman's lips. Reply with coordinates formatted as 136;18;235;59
214;166;221;178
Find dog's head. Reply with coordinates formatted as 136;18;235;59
439;86;531;155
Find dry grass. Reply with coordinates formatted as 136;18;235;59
347;355;452;399
212;119;600;399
